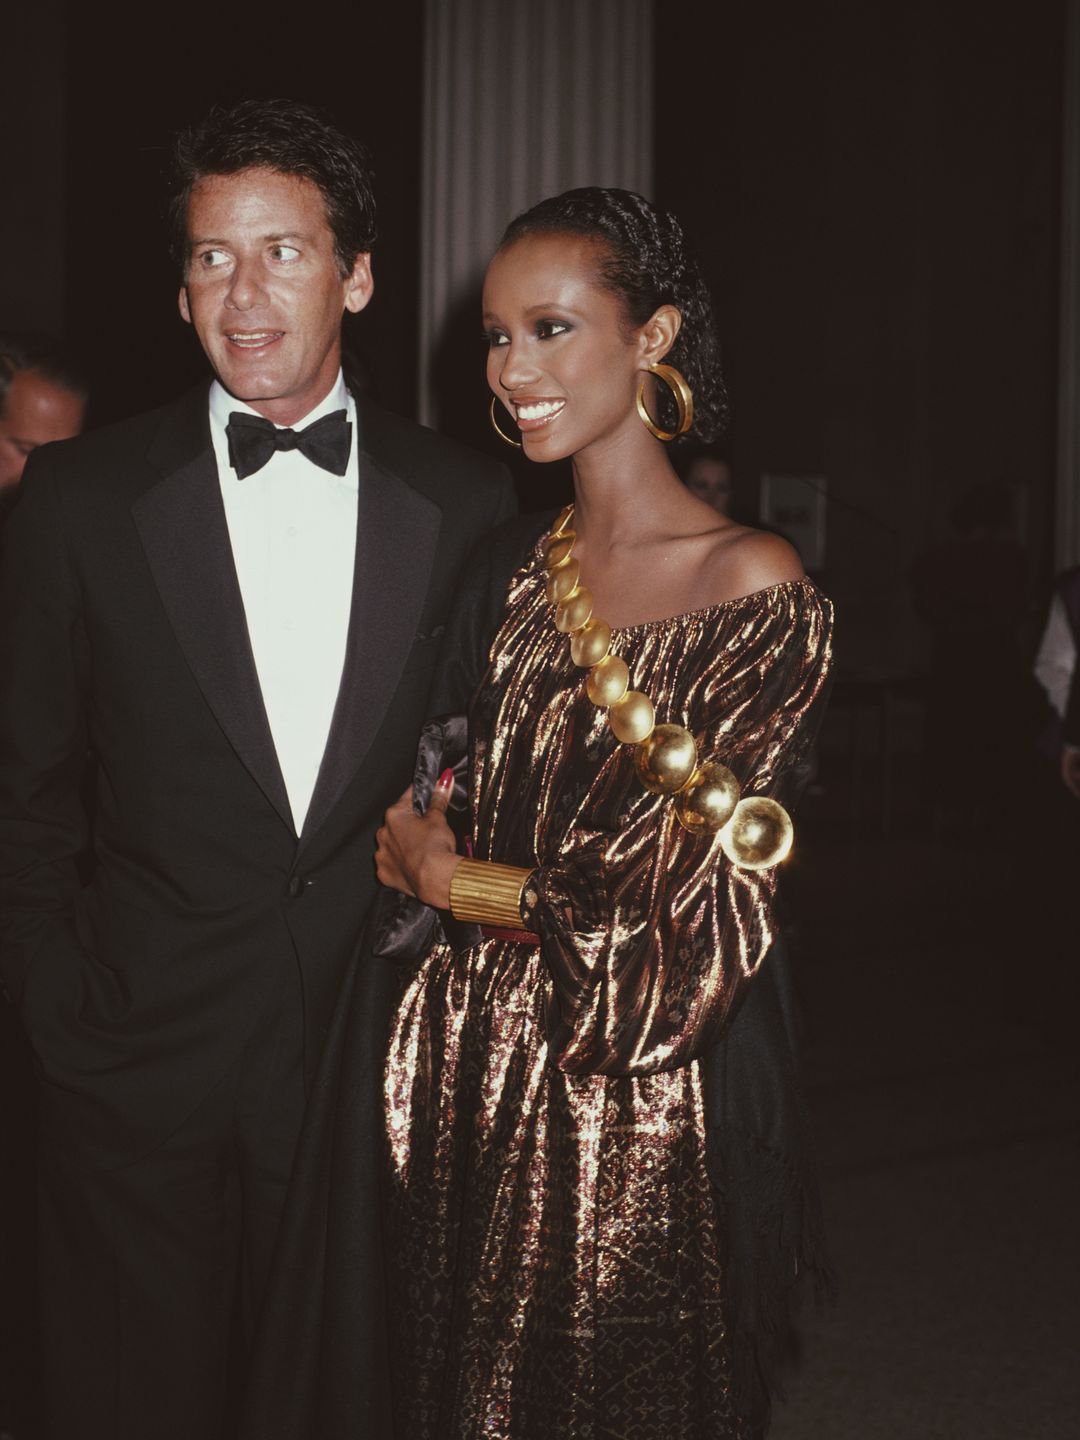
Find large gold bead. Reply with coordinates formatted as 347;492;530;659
585;654;630;707
544;532;576;568
674;762;741;834
634;724;699;794
551;503;575;536
545;557;580;602
570;618;612;667
554;586;594;633
720;796;794;869
609;690;655;743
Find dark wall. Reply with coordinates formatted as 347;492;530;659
2;9;67;335
59;5;424;427
657;0;1065;673
3;4;1066;626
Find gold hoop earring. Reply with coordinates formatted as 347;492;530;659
489;396;522;448
636;363;694;442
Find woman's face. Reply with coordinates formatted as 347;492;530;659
482;232;648;463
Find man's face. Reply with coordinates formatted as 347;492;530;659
0;370;86;491
178;167;373;427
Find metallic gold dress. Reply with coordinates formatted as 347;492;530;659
384;545;833;1440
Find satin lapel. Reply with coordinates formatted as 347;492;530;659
133;398;294;834
298;455;441;851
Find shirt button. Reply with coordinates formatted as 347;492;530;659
287;874;305;898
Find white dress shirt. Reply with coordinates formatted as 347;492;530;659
209;372;358;833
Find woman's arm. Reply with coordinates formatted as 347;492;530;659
531;584;833;1077
374;512;553;912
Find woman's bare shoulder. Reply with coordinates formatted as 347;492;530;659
702;524;804;602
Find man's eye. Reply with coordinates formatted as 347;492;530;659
536;320;570;340
271;245;300;263
198;249;229;268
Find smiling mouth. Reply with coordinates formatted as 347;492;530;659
512;398;565;432
224;331;284;350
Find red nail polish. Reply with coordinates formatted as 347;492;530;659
436;767;455;789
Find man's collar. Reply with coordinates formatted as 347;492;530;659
208;370;350;434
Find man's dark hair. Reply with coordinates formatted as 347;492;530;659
501;187;728;446
0;332;88;413
167;99;377;279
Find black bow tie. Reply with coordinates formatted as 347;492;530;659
225;409;352;480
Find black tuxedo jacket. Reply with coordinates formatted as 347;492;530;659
0;384;513;1162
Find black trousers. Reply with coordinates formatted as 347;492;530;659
36;965;305;1440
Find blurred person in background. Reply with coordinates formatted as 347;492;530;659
1033;562;1080;795
0;333;87;525
0;334;85;1439
680;441;735;515
1062;659;1080;799
1029;565;1080;1047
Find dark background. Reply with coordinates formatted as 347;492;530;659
5;5;426;423
2;3;1077;1437
657;1;1064;674
6;4;1065;671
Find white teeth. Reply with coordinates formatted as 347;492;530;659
515;400;564;421
228;332;278;342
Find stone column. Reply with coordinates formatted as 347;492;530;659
419;0;654;426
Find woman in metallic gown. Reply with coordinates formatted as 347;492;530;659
373;188;834;1439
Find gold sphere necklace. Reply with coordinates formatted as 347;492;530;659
542;503;794;870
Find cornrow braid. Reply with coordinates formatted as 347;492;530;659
500;187;728;445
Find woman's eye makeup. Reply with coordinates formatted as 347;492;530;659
481;319;571;346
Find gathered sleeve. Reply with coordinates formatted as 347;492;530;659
524;582;833;1077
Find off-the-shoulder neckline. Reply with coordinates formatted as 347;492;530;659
528;545;819;634
608;578;818;635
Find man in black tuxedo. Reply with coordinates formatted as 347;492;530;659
0;99;513;1439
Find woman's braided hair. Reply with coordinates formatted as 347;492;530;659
500;187;728;445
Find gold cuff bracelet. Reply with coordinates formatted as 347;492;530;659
448;859;533;929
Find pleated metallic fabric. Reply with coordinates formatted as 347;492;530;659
385;544;834;1439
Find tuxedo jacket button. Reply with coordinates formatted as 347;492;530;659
287;874;305;898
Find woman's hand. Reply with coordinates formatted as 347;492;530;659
375;768;461;909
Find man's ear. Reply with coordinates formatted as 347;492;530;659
639;303;682;366
178;286;192;326
344;253;375;315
